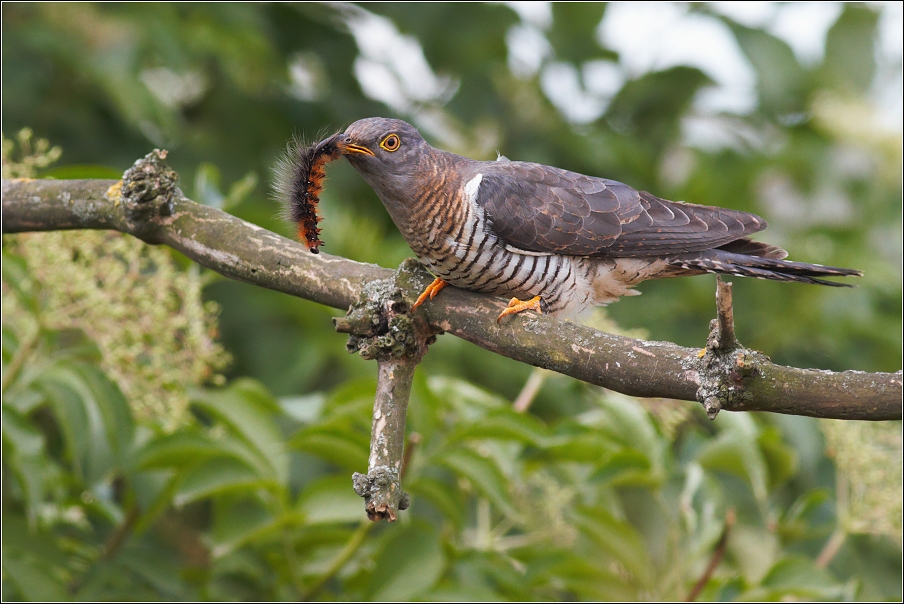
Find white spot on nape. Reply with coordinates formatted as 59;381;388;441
464;173;483;205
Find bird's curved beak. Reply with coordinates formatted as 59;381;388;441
336;138;375;157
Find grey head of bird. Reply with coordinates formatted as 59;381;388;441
336;117;482;234
337;117;436;199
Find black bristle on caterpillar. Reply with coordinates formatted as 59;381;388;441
277;131;343;254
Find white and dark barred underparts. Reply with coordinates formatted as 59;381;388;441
406;173;665;316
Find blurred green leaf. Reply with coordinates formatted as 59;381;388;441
595;393;660;452
435;447;518;519
2;554;69;602
289;425;369;471
367;521;445;601
193;162;225;208
546;554;635;601
778;489;832;542
589;449;653;486
1;515;70;569
573;505;651;585
211;496;277;553
548;4;608;63
757;426;799;489
1;252;38;313
297;475;365;525
224;171;258;209
131;468;181;534
607;66;713;148
728;523;781;585
174;456;270;505
726;21;807;116
191;379;288;482
1;405;52;522
822;5;879;93
406;474;466;528
428;375;508;417
544;431;613;461
134;430;230;469
39;360;133;484
448;408;548;446
115;545;192;600
756;556;848;599
696;415;769;506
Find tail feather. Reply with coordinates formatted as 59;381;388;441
668;249;862;287
717;237;787;260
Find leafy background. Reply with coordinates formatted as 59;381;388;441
2;2;901;601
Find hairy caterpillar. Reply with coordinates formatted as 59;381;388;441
274;131;343;254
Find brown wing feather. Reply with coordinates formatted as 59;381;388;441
478;162;767;257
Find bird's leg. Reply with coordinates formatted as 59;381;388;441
411;277;447;311
496;295;545;323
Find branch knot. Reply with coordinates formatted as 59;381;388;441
120;150;179;238
333;260;441;362
352;469;410;522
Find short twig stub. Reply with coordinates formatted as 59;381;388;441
696;278;759;419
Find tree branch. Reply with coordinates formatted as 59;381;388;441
3;175;901;421
337;270;438;521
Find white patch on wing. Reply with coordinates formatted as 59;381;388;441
504;244;551;257
443;173;490;262
464;172;552;259
464;173;483;205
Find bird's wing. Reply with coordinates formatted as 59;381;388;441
477;161;767;257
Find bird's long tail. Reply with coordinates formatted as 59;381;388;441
666;239;862;286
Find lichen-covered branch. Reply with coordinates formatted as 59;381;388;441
3;175;902;421
351;357;415;521
697;278;744;420
336;273;438;521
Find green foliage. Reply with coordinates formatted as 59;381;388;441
2;230;231;422
5;321;899;600
2;2;901;601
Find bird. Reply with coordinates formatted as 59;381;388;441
297;117;862;321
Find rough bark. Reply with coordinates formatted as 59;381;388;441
336;270;438;521
3;176;902;421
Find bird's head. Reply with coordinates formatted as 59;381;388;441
335;117;429;182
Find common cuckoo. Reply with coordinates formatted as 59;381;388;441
287;117;861;320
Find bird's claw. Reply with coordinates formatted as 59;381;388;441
496;295;545;323
411;277;447;311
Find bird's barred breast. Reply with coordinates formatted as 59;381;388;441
402;173;602;315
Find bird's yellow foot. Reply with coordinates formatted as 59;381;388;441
496;295;544;323
412;277;447;311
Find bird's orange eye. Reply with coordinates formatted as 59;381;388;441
380;134;401;152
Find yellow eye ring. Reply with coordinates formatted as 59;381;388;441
380;134;401;152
